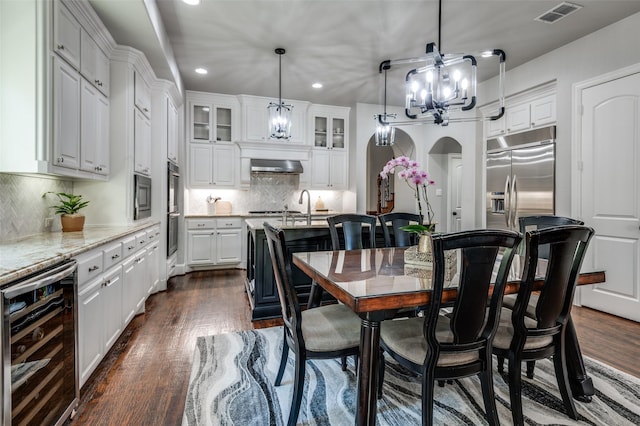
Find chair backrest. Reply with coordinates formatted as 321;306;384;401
518;216;584;259
327;214;377;250
378;212;421;248
514;225;594;332
427;230;522;350
263;222;302;338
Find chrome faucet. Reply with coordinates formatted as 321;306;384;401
298;189;311;225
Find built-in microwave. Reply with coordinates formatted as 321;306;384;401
134;174;152;220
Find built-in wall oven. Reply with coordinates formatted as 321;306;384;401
1;260;78;426
167;162;180;257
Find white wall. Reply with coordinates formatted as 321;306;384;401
478;11;640;219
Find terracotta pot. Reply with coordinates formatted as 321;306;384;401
61;214;85;232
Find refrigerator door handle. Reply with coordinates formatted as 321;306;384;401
511;174;519;228
504;175;511;228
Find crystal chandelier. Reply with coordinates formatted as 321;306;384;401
376;0;505;129
268;48;293;139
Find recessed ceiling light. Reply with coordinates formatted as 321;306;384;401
182;0;200;5
312;82;323;89
195;68;208;75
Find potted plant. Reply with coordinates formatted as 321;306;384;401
43;192;90;232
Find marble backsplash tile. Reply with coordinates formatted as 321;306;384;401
0;174;73;241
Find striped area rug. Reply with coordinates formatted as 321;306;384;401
182;327;640;425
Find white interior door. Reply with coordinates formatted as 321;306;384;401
447;155;462;232
578;71;640;322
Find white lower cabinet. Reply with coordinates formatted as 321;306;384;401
187;218;242;267
76;225;156;386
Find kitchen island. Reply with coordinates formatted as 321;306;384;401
245;218;334;320
244;216;387;320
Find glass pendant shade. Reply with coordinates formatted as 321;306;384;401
268;103;292;139
375;115;396;146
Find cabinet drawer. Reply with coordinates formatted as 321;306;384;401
122;235;137;258
76;250;103;285
216;218;241;229
187;219;216;230
146;226;160;243
135;231;148;248
103;242;123;270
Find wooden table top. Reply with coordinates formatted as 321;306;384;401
292;247;606;314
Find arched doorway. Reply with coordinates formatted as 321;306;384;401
429;137;463;232
365;129;417;214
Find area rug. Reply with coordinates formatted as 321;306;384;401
182;327;640;425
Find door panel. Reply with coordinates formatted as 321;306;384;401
579;71;640;321
448;156;462;232
485;151;511;230
511;144;555;222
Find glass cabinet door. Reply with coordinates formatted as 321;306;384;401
314;116;328;148
216;107;232;142
332;117;345;149
192;104;212;142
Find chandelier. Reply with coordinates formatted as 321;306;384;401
376;0;505;133
268;48;293;140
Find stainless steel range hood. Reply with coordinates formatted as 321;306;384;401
250;159;303;174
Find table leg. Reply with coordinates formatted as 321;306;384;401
565;315;594;402
356;318;381;426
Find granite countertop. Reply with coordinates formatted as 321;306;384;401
185;211;340;219
0;221;160;287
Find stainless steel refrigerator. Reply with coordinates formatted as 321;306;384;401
486;126;556;231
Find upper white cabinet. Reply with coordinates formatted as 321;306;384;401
81;29;110;96
167;98;179;164
309;105;350;190
52;56;81;170
134;71;152;118
239;95;309;144
53;1;81;69
188;143;236;187
188;93;238;143
80;79;109;175
483;86;556;138
134;107;152;175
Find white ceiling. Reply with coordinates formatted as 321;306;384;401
89;0;640;107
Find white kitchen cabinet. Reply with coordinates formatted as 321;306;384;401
53;1;81;69
240;95;309;143
309;105;349;149
78;275;104;386
122;248;146;325
311;149;347;189
80;79;109;175
52;56;81;170
134;107;152;175
506;103;531;133
188;97;236;143
530;94;556;127
146;226;161;294
486;113;506;137
483;90;556;138
134;71;152;118
188;143;236;187
186;218;242;267
102;265;123;351
80;29;109;96
167;98;179;163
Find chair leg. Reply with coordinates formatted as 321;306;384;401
507;353;525;426
553;347;578;419
275;333;289;386
497;355;505;374
288;354;306;426
526;360;536;379
341;356;347;371
479;367;499;426
422;367;436;426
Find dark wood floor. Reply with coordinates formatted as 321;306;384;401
70;268;640;424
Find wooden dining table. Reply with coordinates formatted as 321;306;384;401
292;246;606;426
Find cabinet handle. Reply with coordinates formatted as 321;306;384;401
531;122;536;126
139;239;146;245
88;265;100;272
128;245;135;250
143;107;149;112
57;44;64;50
95;79;100;85
57;157;64;163
111;254;120;260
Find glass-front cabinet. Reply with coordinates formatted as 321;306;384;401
311;109;347;150
188;92;239;143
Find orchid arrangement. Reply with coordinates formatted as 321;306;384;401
380;156;436;233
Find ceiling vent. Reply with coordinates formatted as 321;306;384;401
535;2;583;24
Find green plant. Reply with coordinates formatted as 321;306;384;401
43;192;90;215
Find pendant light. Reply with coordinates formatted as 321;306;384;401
377;0;505;127
268;48;293;139
375;64;396;146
